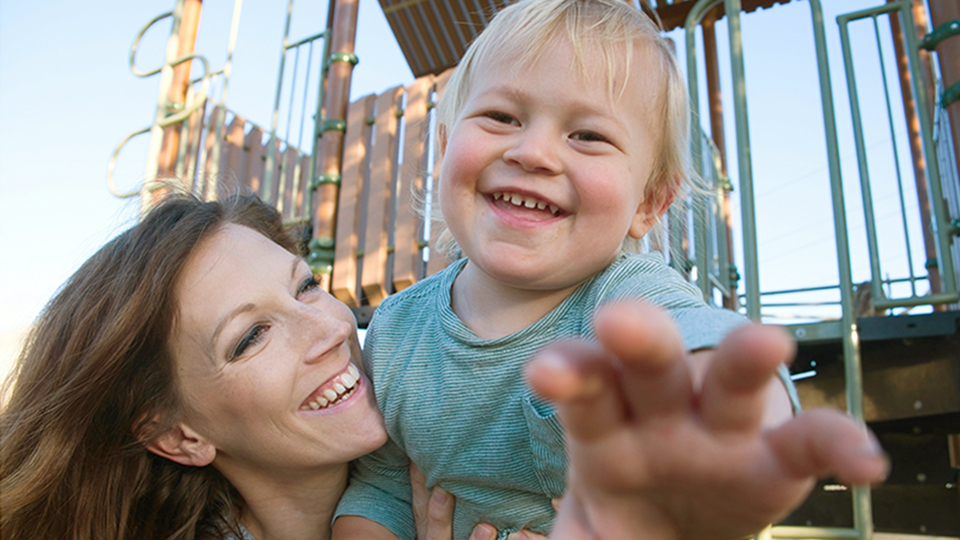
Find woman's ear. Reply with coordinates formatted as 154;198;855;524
628;179;678;239
437;123;448;158
144;419;216;467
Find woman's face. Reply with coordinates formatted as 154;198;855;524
169;224;386;476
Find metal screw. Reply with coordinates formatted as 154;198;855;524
795;328;807;339
914;400;923;411
917;473;927;482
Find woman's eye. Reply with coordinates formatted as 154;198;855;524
571;131;608;143
484;111;518;125
231;325;268;360
297;275;321;298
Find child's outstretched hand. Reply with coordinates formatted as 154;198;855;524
525;301;888;540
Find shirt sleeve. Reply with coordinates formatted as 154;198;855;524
334;435;417;540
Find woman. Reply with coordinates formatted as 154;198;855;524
1;194;373;540
1;193;887;540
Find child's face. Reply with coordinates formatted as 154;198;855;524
439;37;666;293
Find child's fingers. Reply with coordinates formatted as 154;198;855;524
425;487;456;540
766;409;889;486
411;461;431;537
525;340;627;442
698;324;795;433
593;301;692;421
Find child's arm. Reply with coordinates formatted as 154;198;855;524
332;516;401;539
525;300;888;540
332;437;417;540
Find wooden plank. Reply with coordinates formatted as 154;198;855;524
361;86;404;306
280;146;299;221
426;68;454;277
243;126;265;197
200;106;221;200
332;95;377;307
220;113;247;196
393;75;433;291
180;101;208;194
266;139;282;207
296;154;309;220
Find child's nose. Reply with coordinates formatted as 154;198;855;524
502;127;561;174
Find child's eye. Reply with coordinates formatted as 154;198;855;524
571;131;609;143
297;275;321;298
231;325;268;361
484;111;519;125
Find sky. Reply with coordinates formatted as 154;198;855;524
0;0;942;334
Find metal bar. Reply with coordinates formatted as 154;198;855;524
724;0;761;321
772;526;860;539
264;0;296;201
872;16;918;297
219;0;244;104
838;14;886;311
901;4;960;300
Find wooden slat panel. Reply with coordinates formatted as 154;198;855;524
296;154;309;219
393;75;434;291
221;114;247;195
426;69;454;277
332;95;377;307
280;146;299;221
199;106;221;200
361;86;404;306
244;126;265;197
266;140;282;207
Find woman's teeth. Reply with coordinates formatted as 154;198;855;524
301;364;361;411
493;192;559;215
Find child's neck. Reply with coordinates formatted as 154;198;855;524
451;261;585;340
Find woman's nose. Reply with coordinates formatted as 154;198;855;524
296;300;353;364
502;126;561;174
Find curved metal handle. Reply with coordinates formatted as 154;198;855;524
130;11;174;78
107;127;152;198
157;54;211;127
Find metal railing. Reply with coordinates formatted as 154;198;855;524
684;1;874;539
837;1;959;311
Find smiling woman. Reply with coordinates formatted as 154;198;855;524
0;193;387;540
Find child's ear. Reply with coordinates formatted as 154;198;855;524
628;180;678;239
143;418;216;467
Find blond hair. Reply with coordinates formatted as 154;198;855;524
431;0;692;259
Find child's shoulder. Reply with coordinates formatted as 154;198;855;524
375;258;466;315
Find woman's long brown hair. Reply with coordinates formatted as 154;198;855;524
1;194;299;540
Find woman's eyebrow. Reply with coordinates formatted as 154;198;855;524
211;303;256;350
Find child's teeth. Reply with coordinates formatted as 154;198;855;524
524;197;537;208
509;194;523;205
549;205;558;214
537;201;546;210
494;192;503;200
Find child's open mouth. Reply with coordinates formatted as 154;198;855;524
491;191;563;220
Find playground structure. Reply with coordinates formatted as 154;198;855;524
109;0;960;538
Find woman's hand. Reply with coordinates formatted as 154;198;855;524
526;301;888;540
411;461;548;540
